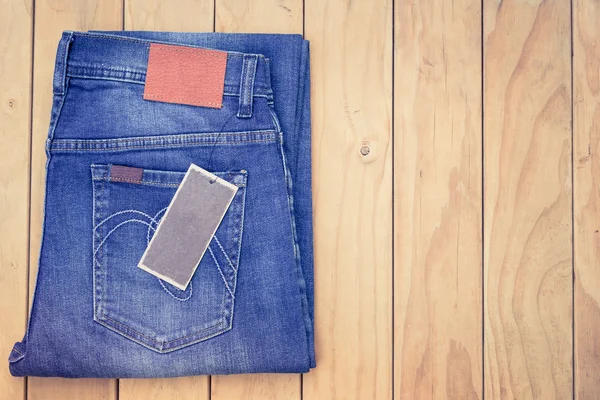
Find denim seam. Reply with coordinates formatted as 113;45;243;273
231;184;247;297
147;207;168;244
267;105;282;133
108;177;179;187
151;45;227;59
50;131;277;152
92;164;247;187
95;317;230;354
94;209;161;231
237;55;257;118
91;170;246;352
158;279;193;301
72;137;269;144
90;172;219;350
73;32;265;59
45;85;70;148
50;140;273;153
65;72;272;95
53;32;74;95
56;130;275;142
276;132;313;362
98;313;226;346
208;246;234;298
143;93;221;107
92;177;246;188
93;178;107;319
66;74;147;86
12;348;23;356
214;236;236;272
93;219;155;257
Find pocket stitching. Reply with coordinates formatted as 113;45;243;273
91;167;246;352
96;313;228;348
207;246;234;298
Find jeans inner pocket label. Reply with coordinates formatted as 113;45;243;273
138;164;238;291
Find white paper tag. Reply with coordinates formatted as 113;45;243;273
138;164;238;290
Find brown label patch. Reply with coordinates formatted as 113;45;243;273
110;165;144;183
143;43;227;108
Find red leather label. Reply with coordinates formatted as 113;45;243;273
143;43;227;108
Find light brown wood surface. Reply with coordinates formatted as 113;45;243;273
0;1;32;400
1;0;600;399
484;0;572;398
394;0;482;397
303;0;393;399
574;1;600;399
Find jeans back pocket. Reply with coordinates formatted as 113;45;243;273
91;164;247;353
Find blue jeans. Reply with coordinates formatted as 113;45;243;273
9;31;314;377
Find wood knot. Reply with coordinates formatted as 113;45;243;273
358;140;377;164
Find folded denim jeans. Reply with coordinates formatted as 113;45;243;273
9;31;314;377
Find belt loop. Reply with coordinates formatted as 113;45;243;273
237;54;258;118
53;31;75;96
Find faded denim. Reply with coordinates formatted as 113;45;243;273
9;31;314;377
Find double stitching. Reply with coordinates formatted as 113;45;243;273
74;32;261;59
50;130;277;153
91;165;247;353
144;93;222;107
151;45;227;59
237;54;258;118
53;31;74;95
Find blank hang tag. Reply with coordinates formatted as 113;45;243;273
138;164;238;290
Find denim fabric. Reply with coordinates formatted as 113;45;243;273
9;31;314;377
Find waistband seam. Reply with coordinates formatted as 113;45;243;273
47;130;278;153
69;31;268;61
65;63;273;94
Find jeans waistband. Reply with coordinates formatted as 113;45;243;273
53;31;274;101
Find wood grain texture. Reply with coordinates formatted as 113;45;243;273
118;1;213;399
574;0;600;399
125;0;213;31
303;0;393;399
211;1;302;399
483;0;572;398
215;0;301;34
120;377;208;400
27;1;122;399
394;0;483;397
212;374;299;400
0;0;32;399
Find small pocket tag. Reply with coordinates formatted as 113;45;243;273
143;43;227;108
138;164;238;290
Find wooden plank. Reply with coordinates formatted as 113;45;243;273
212;374;299;400
215;0;302;34
125;0;213;31
0;0;32;399
574;0;600;398
483;0;572;398
118;2;214;400
302;0;392;399
120;376;208;400
28;1;122;399
393;0;483;397
211;1;303;399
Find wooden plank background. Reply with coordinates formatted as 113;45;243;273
1;0;599;399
